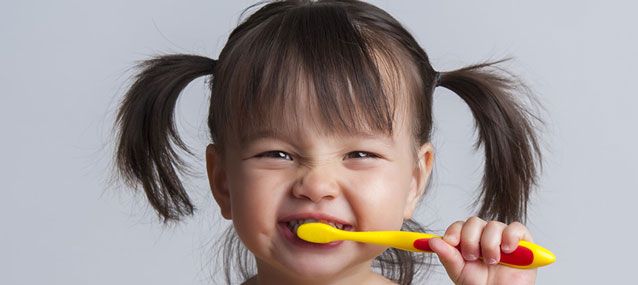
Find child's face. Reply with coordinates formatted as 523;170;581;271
206;103;434;280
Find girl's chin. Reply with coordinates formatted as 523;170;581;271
272;247;390;283
269;256;375;284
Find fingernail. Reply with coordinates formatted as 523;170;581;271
501;245;510;252
486;258;497;265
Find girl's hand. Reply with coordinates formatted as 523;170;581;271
428;216;537;285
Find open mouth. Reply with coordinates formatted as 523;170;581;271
285;218;354;234
277;213;355;249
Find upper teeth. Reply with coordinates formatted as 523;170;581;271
287;218;345;233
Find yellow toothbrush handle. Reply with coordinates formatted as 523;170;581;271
297;223;436;251
342;229;438;252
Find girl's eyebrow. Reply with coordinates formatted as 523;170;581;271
240;129;395;147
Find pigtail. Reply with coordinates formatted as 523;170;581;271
113;54;216;223
436;59;544;224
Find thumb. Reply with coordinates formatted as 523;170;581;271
429;237;465;282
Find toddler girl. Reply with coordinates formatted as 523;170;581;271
112;1;544;284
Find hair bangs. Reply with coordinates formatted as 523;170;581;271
221;4;418;147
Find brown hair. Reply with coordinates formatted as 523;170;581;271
111;0;544;284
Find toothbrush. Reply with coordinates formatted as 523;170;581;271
297;222;555;269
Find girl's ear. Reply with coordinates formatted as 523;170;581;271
206;144;232;220
404;143;434;219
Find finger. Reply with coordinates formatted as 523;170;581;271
480;221;507;265
501;222;533;253
460;216;486;261
443;220;464;246
429;237;465;282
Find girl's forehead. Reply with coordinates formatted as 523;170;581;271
234;89;412;149
238;125;397;147
231;66;415;149
267;58;407;124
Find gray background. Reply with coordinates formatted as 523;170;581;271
2;0;636;284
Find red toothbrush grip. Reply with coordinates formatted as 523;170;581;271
412;238;534;267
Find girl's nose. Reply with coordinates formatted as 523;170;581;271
291;166;340;203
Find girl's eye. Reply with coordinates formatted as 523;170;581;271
255;150;293;160
346;151;379;160
254;150;378;161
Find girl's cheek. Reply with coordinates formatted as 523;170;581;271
349;171;409;231
227;167;281;220
228;171;285;254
